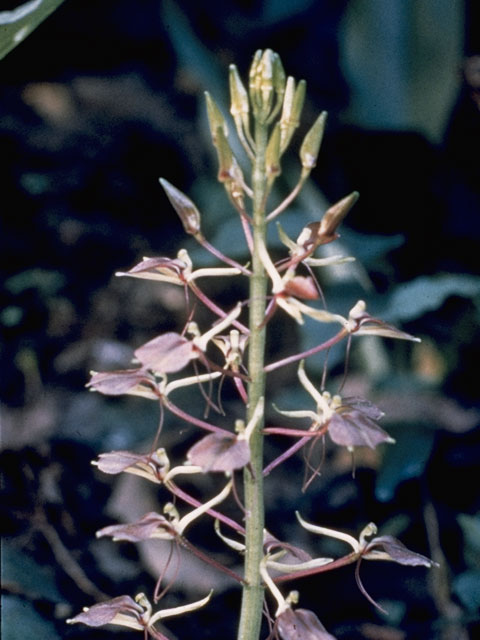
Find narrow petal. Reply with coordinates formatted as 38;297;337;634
365;535;438;568
87;369;159;399
96;512;174;542
67;595;144;629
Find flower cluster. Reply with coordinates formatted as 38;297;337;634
67;50;436;640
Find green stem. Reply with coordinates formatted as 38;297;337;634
237;120;269;640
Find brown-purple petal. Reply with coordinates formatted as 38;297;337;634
87;369;159;397
127;256;186;277
68;595;143;627
263;530;312;564
367;535;437;568
318;192;359;241
160;178;202;236
283;276;319;300
187;433;250;472
94;451;149;475
276;608;337;640
341;398;385;421
328;410;392;449
134;332;196;373
97;512;172;542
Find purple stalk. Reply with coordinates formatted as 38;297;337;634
180;537;245;584
264;328;348;372
263;436;310;476
198;235;252;275
165;399;231;435
273;552;357;584
168;480;245;536
189;282;249;334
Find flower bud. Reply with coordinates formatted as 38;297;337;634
215;126;234;182
159;178;201;236
266;122;281;184
212;127;245;206
318;191;359;241
280;77;306;152
205;91;228;146
229;63;250;137
249;49;285;123
272;52;286;102
300;111;327;171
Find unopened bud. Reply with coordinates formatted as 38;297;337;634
229;64;249;132
249;49;285;123
300;111;327;171
212;127;245;205
280;77;306;152
272;52;286;102
205;92;228;145
319;191;359;240
266;122;281;183
215;126;235;182
159;178;201;236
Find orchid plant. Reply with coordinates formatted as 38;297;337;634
67;50;436;640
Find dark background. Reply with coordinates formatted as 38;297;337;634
1;2;479;639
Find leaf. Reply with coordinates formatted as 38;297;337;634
87;368;159;399
5;267;66;296
161;0;225;99
262;0;319;24
376;426;435;502
187;432;250;472
340;227;404;267
67;595;143;628
97;512;173;542
276;608;337;640
134;333;196;373
328;409;393;449
0;0;66;61
452;569;480;612
3;595;61;640
380;274;480;324
457;514;480;568
372;391;479;433
2;544;62;602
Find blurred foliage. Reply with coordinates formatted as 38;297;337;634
1;2;479;639
452;514;480;616
3;543;63;602
2;595;61;640
0;0;65;61
380;274;480;324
